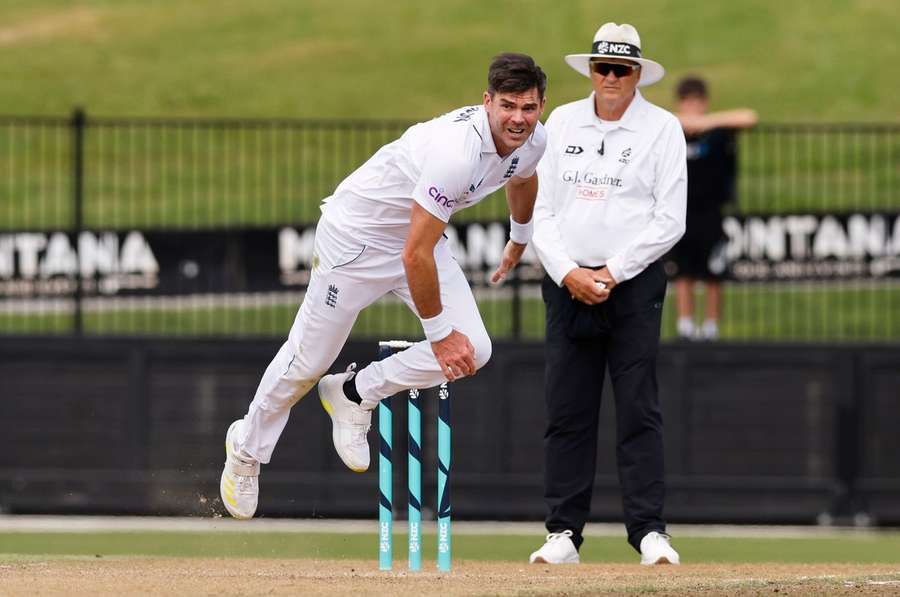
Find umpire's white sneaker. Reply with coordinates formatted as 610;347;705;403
529;530;580;564
220;419;259;520
318;364;372;472
639;531;680;565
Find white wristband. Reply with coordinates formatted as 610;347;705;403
421;311;452;343
509;216;533;245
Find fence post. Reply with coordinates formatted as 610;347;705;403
72;107;86;337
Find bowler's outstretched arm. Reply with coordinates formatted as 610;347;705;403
492;172;538;283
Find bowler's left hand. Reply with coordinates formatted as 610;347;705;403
490;240;527;284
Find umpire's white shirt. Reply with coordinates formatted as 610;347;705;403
322;105;546;251
533;90;686;285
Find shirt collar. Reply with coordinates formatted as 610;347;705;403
578;89;645;132
476;107;499;155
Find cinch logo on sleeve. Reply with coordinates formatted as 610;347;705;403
428;186;455;208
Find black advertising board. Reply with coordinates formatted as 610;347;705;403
2;212;898;298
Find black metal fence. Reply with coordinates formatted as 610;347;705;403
1;110;898;341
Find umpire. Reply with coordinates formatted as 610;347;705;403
529;23;686;565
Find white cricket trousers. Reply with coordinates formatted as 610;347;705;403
237;215;492;463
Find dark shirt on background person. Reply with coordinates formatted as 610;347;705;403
669;75;756;340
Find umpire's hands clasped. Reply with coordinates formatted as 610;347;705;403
431;329;476;381
562;267;615;305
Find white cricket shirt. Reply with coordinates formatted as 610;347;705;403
532;90;686;285
320;105;547;252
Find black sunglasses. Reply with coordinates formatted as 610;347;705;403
590;61;640;77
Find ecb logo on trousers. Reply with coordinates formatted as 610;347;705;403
325;284;339;308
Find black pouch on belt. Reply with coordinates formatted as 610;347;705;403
542;275;610;340
565;296;609;339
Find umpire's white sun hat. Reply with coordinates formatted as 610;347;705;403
565;22;665;87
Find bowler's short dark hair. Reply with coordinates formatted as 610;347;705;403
676;76;708;100
487;53;547;100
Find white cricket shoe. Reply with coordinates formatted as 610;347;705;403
318;364;372;472
676;316;696;340
639;531;680;565
700;319;719;340
529;530;580;564
219;419;259;520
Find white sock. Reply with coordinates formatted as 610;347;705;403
677;317;695;339
701;319;719;340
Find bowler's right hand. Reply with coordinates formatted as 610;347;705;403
431;329;476;381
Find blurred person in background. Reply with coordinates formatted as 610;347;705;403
529;23;685;566
219;53;547;520
669;76;757;340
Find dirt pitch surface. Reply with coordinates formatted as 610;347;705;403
2;558;899;596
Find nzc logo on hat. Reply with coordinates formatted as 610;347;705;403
564;22;665;87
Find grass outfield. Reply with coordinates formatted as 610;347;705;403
0;1;897;121
3;530;900;564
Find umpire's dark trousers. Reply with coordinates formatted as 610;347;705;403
541;261;668;553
